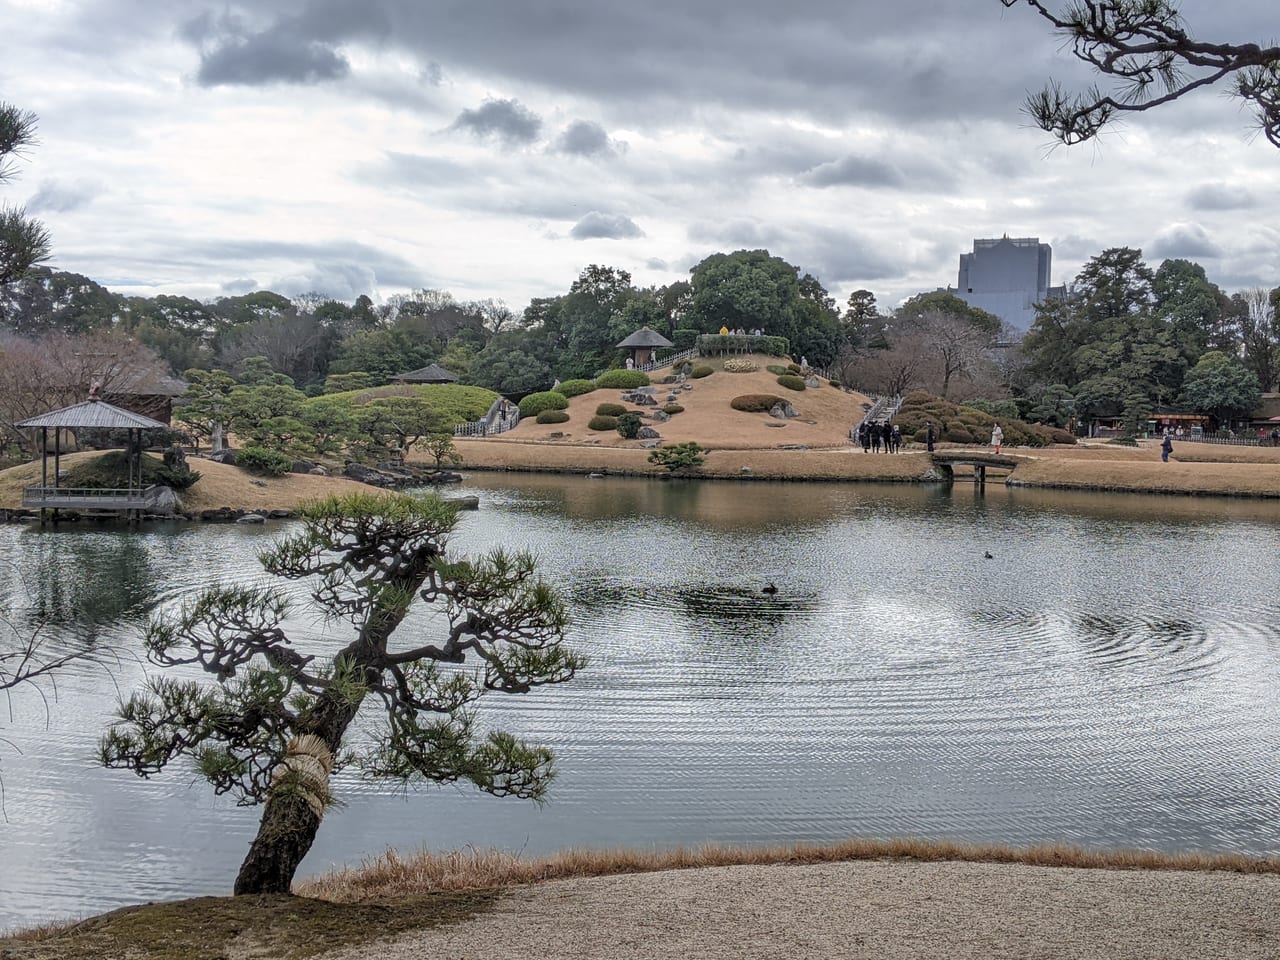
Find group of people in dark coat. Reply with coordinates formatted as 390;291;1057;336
854;419;902;453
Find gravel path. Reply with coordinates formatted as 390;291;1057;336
325;860;1280;960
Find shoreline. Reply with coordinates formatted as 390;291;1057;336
449;439;1280;501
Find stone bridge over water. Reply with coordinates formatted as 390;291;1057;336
930;450;1023;485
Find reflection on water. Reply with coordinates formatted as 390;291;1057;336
2;476;1280;928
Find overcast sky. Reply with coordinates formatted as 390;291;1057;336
2;0;1277;313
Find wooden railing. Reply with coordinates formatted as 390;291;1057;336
22;486;150;509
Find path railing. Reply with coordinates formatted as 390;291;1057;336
454;398;520;438
639;347;697;373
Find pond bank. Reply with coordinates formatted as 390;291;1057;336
446;439;1280;500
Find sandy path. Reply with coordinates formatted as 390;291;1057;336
325;861;1280;960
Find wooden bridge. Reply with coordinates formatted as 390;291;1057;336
930;451;1021;485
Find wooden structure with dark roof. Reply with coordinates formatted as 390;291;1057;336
616;327;674;368
16;396;167;519
391;363;459;384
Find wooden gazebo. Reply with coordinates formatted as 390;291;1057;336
616;327;674;368
16;396;166;519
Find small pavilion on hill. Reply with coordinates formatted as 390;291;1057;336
616;327;674;368
391;363;459;385
16;394;167;519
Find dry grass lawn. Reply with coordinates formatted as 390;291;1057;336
0;452;368;512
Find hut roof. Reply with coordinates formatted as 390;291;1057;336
391;363;459;384
16;399;168;430
616;326;674;349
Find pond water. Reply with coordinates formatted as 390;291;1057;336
2;474;1279;928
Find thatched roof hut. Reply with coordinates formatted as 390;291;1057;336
616;327;674;367
391;363;459;384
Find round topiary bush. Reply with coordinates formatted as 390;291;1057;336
616;412;642;439
536;409;570;424
557;379;597;398
766;364;788;375
596;369;650;389
787;363;802;374
691;365;714;379
663;403;684;414
518;390;569;417
723;358;759;373
588;414;619;431
731;394;783;412
776;374;806;391
237;446;293;477
829;379;842;388
595;402;626;417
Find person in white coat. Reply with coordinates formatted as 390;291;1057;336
991;423;1004;454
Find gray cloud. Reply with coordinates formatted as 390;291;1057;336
184;11;352;86
1148;223;1223;260
26;179;98;214
451;98;542;146
554;120;619;158
570;212;643;240
1186;183;1256;211
800;152;957;192
801;154;906;189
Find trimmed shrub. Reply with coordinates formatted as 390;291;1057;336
829;379;842;388
557;379;597;398
723;358;759;373
536;409;570;424
731;394;783;412
595;402;627;417
766;364;788;375
596;369;650;389
519;391;569;417
776;374;806;391
691;365;714;379
649;441;705;472
588;414;619;431
616;412;642;439
237;446;293;477
663;403;685;414
787;363;802;374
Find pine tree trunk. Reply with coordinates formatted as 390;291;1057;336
233;792;324;894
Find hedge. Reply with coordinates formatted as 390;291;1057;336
596;369;650;389
776;374;806;391
595;402;626;417
691;365;714;379
536;409;570;424
557;379;597;398
588;414;619;431
518;391;569;417
731;394;783;412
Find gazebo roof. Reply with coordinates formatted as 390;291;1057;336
391;363;459;384
616;326;674;349
16;399;168;430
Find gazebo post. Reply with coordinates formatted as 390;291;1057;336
40;426;48;526
52;427;61;524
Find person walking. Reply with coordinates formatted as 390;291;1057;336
1161;432;1173;462
991;422;1003;454
925;421;936;452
